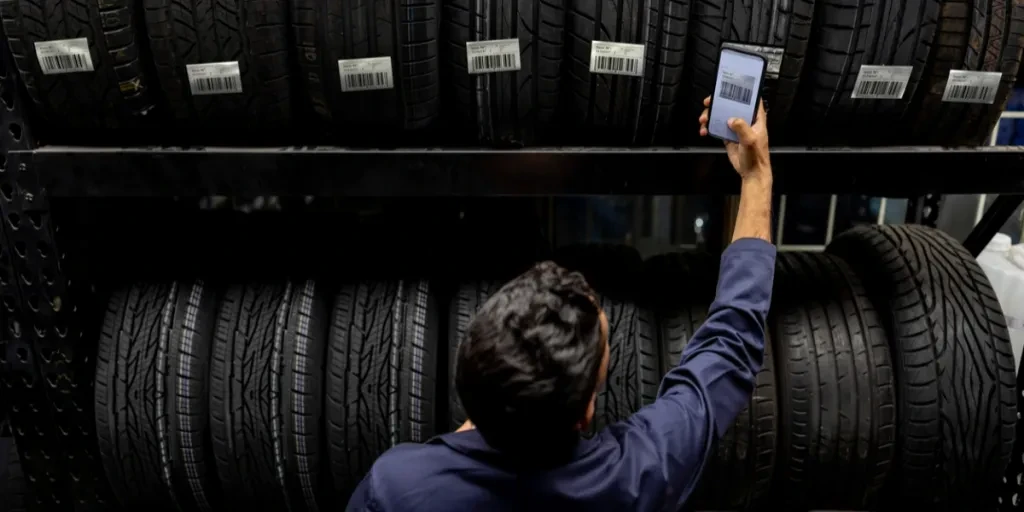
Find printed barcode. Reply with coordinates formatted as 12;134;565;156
192;76;241;94
593;55;640;75
947;84;991;101
856;80;902;98
41;54;88;73
344;72;391;91
472;53;517;72
720;81;753;104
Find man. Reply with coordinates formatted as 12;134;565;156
347;97;776;511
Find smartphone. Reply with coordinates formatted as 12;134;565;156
707;46;767;143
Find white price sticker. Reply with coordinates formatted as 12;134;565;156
466;39;521;74
338;57;394;92
722;43;784;79
851;65;912;99
34;38;93;75
942;70;1001;104
186;62;243;96
589;41;645;77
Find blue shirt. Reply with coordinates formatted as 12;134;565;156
347;238;777;511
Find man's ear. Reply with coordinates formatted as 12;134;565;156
576;393;598;431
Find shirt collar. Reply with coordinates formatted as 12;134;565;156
427;429;601;468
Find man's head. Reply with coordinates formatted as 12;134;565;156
455;261;610;459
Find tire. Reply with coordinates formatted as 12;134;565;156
444;0;565;145
210;282;331;511
827;225;1016;509
1;442;27;512
94;282;220;512
566;0;690;143
910;0;1024;145
143;0;290;125
448;281;502;430
326;281;439;497
685;0;814;141
770;252;895;510
0;0;154;129
293;0;441;135
796;0;941;144
647;251;775;510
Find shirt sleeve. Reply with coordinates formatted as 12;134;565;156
604;238;776;509
346;471;384;512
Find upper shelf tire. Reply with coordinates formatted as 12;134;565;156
293;0;442;136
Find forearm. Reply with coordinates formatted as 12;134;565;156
732;171;773;243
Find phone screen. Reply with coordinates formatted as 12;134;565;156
708;48;765;142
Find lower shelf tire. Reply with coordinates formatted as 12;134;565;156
770;252;895;510
828;225;1017;510
448;281;502;430
293;0;442;135
94;282;220;512
796;0;941;144
143;0;291;125
0;0;154;129
444;0;566;145
1;442;27;512
685;0;814;141
911;0;1024;145
647;251;775;510
326;281;440;498
566;0;689;144
209;282;330;511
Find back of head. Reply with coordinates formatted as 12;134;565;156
455;261;603;466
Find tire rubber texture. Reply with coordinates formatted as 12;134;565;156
686;0;813;140
209;282;330;511
1;442;27;512
911;0;1024;145
797;0;940;144
1;0;154;128
94;282;220;512
293;0;441;133
326;281;439;497
646;251;775;510
770;252;895;510
144;0;290;124
445;0;565;145
827;225;1016;509
448;281;502;430
567;0;690;143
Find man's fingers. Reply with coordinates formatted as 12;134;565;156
755;100;767;125
728;117;756;145
699;108;709;125
703;95;711;107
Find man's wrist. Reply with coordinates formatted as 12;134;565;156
741;169;772;188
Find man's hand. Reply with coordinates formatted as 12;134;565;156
698;95;773;243
698;96;771;181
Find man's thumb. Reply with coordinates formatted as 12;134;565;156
728;117;755;145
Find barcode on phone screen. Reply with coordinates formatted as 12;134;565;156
343;72;391;91
856;80;902;99
720;80;753;104
192;76;241;94
472;53;516;72
593;55;640;75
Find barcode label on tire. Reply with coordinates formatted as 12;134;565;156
942;70;1001;104
34;39;93;75
721;43;784;79
338;57;394;92
589;41;645;77
719;73;755;104
466;39;521;74
186;62;243;95
851;65;912;99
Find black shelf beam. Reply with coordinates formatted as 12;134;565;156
23;145;1024;197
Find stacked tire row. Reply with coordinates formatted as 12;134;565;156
88;224;1015;511
3;0;1021;145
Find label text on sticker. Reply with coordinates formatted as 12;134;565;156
338;57;394;92
851;65;912;100
589;41;645;77
466;39;521;74
722;43;784;80
942;70;1001;104
34;38;93;75
187;62;243;95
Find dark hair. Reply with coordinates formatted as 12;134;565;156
455;261;604;462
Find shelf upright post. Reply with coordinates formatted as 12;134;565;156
0;38;112;511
